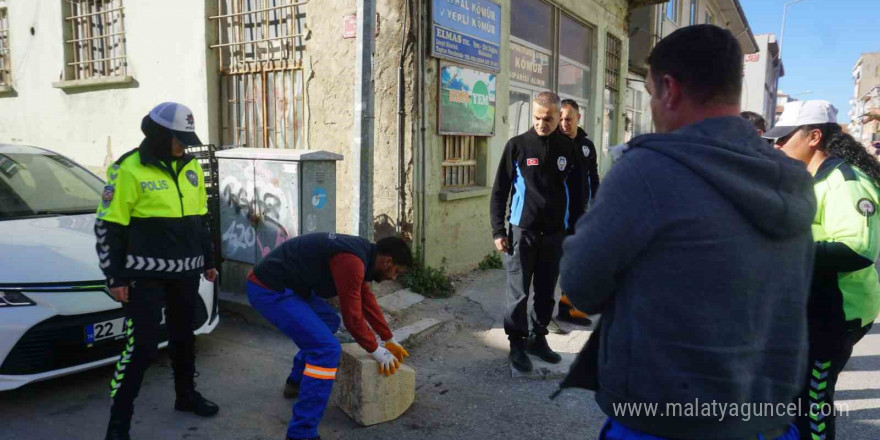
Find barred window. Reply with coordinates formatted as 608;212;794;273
602;34;622;149
63;0;128;81
212;0;306;149
0;5;10;87
604;35;621;93
442;136;477;188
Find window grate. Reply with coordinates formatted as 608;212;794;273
0;7;9;87
213;0;307;149
604;34;621;92
63;0;128;81
442;136;477;188
212;0;306;73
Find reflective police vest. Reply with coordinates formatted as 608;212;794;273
811;157;880;330
96;146;210;280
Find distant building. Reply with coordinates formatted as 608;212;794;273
849;53;880;146
775;91;798;122
625;0;758;157
741;34;783;126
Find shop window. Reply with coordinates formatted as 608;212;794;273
508;0;554;138
510;0;552;50
689;0;697;25
558;14;592;105
625;88;647;141
665;0;679;22
62;0;128;81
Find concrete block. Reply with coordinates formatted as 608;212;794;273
332;343;415;426
377;289;425;312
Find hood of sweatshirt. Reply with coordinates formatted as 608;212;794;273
628;116;816;238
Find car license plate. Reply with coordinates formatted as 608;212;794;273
85;317;125;344
85;308;166;344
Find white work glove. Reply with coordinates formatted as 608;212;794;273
369;346;400;376
382;337;410;363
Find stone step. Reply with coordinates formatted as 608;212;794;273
394;317;449;346
377;289;425;313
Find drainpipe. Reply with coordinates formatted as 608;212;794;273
352;0;376;239
415;0;427;261
397;0;412;234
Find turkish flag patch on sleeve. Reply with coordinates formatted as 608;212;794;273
526;158;539;166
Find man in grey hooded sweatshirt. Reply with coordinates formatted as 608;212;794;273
559;25;816;440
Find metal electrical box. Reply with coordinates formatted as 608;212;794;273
215;148;343;265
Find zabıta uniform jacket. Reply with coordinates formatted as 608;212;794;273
95;145;213;287
810;157;880;332
490;128;581;238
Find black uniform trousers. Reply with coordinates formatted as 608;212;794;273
503;226;565;342
795;322;872;440
109;277;200;419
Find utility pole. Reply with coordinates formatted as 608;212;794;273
774;0;807;126
779;0;807;60
352;0;375;239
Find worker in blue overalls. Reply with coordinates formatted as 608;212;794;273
246;233;413;440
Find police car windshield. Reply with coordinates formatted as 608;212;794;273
0;152;104;219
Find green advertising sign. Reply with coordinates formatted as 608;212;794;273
439;63;496;136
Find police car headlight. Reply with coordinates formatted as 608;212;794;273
0;291;36;307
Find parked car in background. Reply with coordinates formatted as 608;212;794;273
0;144;219;391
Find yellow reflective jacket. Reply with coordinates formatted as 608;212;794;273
811;157;880;331
94;146;213;286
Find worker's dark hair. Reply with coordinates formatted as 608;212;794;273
561;99;580;113
802;123;880;186
740;111;767;133
376;236;413;267
647;24;742;106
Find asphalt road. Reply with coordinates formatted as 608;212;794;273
2;270;879;439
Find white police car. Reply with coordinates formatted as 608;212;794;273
0;144;219;391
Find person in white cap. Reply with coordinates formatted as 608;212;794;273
95;102;219;440
766;100;880;440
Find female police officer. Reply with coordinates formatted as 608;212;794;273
767;100;880;440
96;102;218;440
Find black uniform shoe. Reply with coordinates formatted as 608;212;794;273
175;390;220;417
104;418;131;440
509;340;533;373
286;437;321;440
527;334;562;364
283;379;300;399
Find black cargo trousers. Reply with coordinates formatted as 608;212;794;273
503;226;565;343
109;277;200;419
795;322;872;440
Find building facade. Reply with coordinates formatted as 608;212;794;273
0;0;634;275
850;85;880;149
625;0;757;146
741;33;782;126
849;53;880;147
